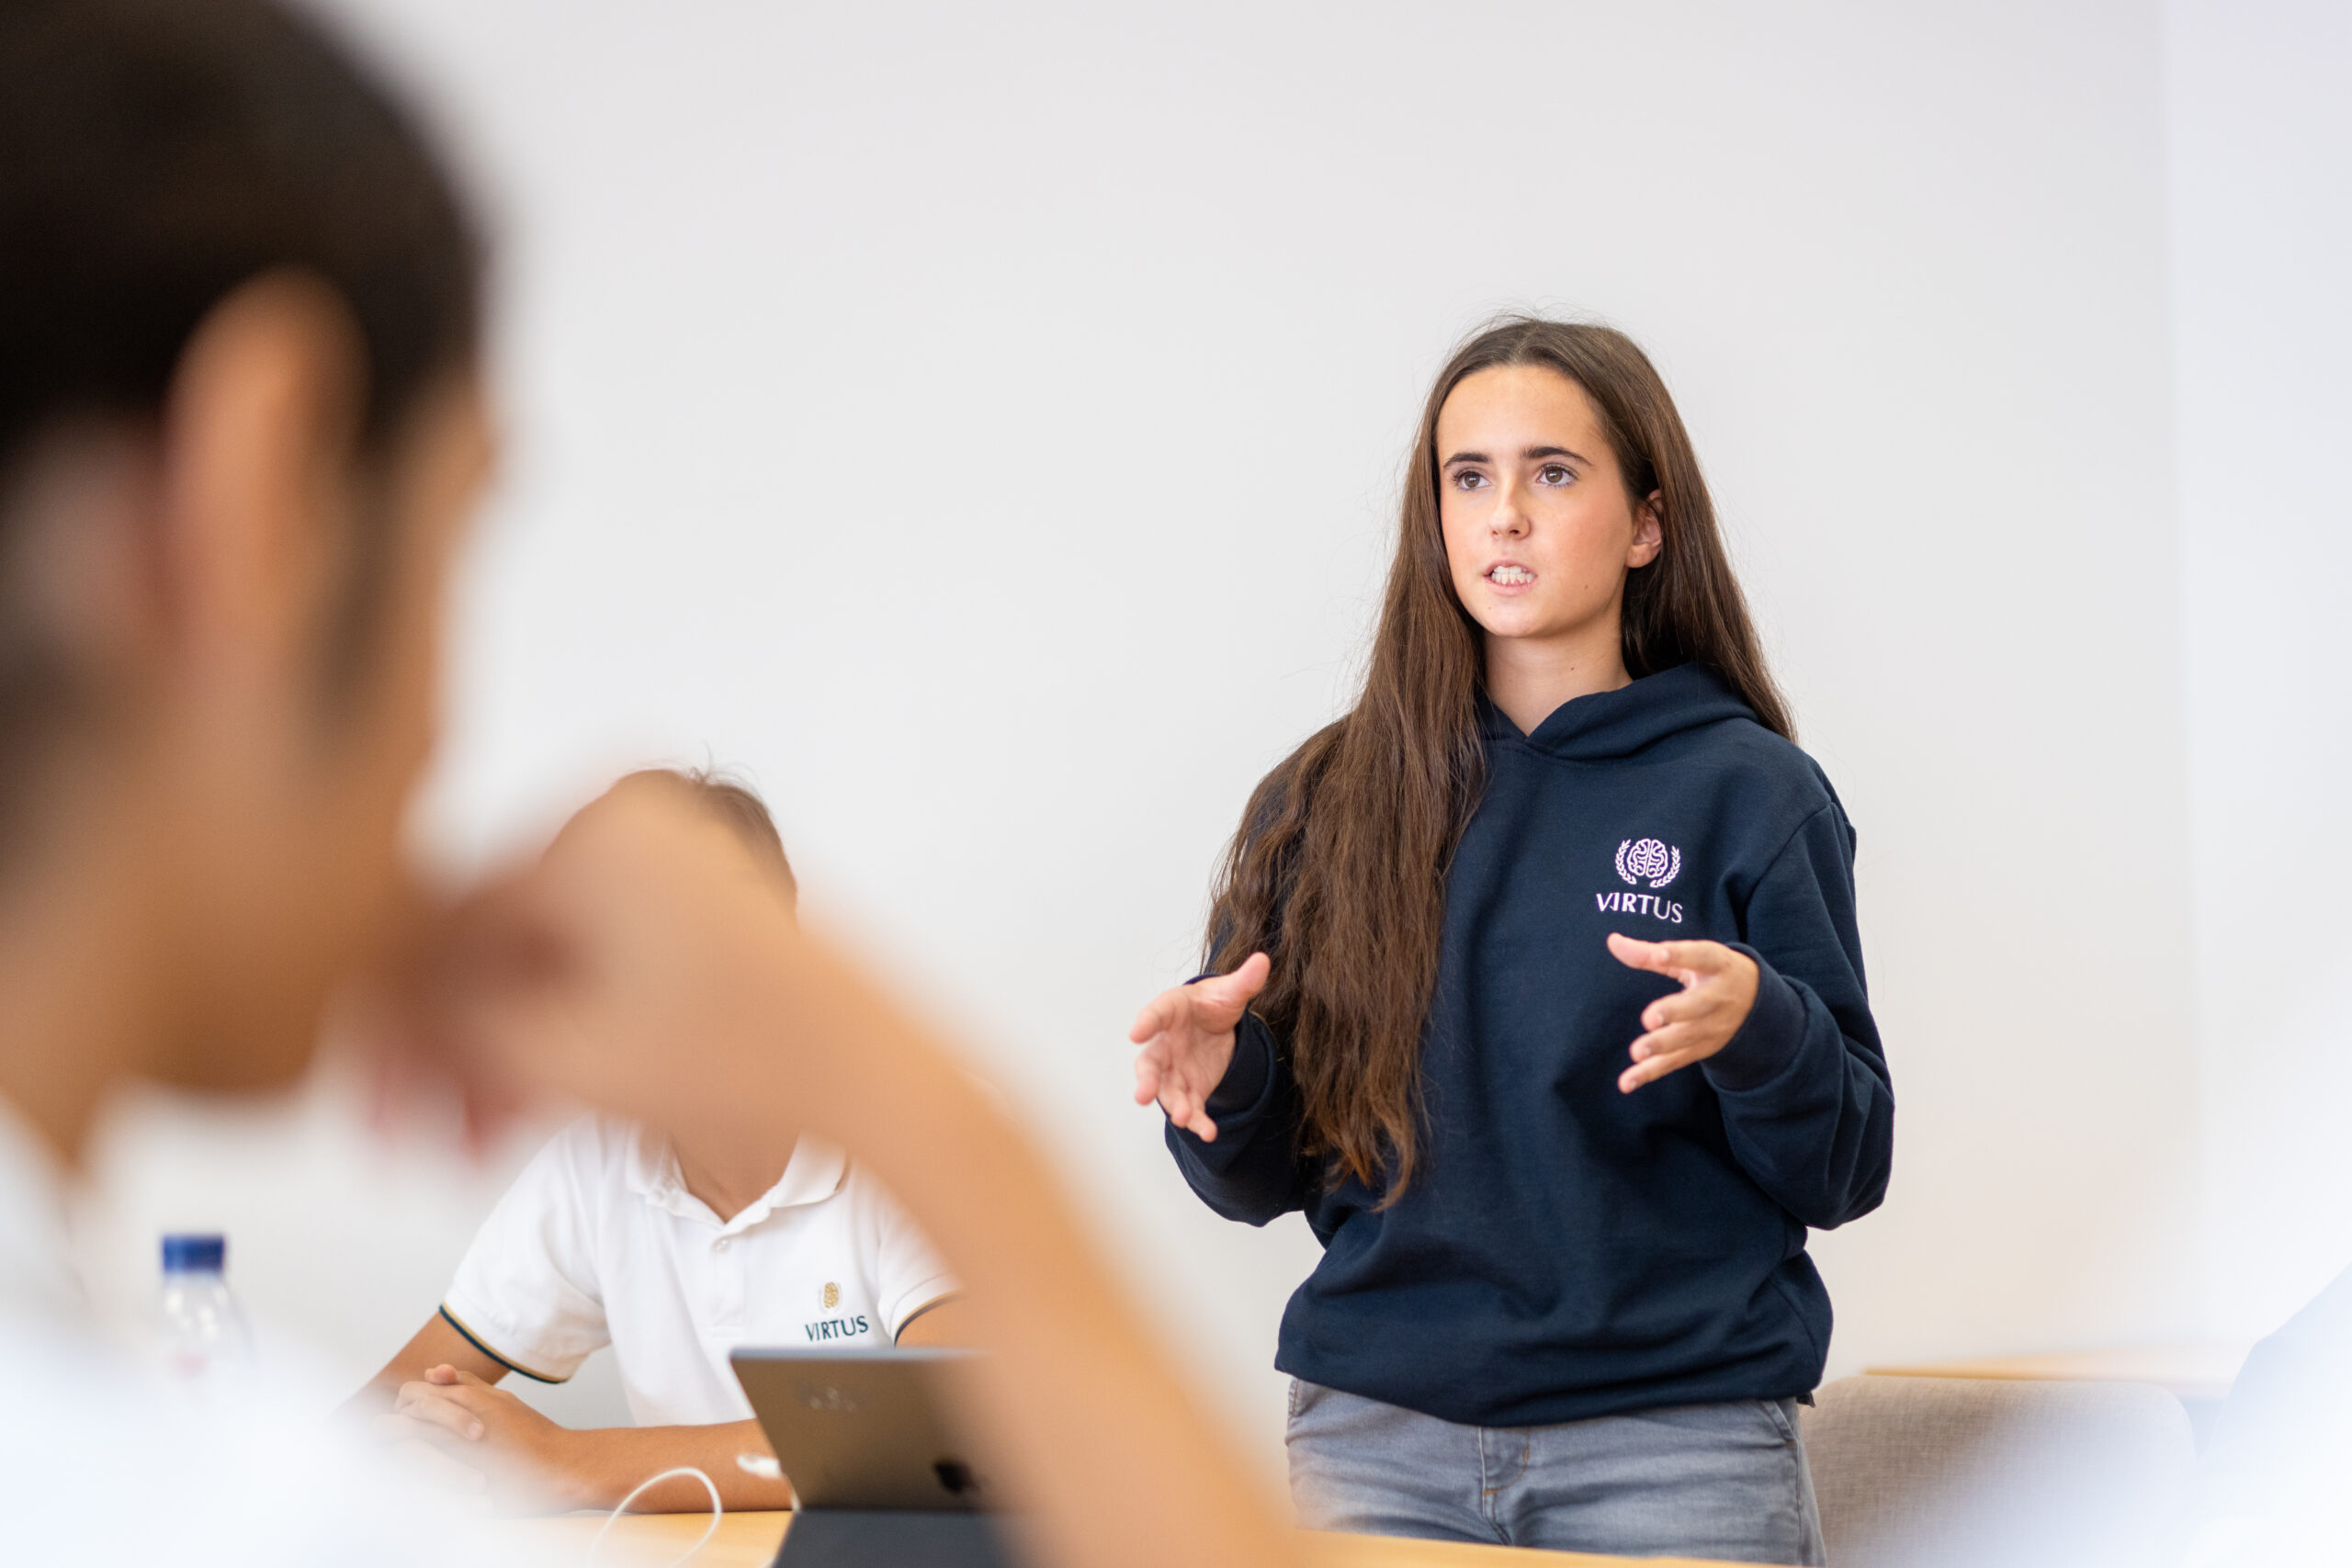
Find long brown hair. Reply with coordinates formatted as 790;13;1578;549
1204;317;1791;1198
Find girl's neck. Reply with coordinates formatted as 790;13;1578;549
1483;620;1631;736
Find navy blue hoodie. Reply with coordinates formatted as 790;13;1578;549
1168;663;1893;1428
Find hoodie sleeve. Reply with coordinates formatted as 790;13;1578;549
1163;1011;1312;1225
1702;801;1894;1229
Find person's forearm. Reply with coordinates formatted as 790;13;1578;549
759;933;1298;1568
550;1418;793;1512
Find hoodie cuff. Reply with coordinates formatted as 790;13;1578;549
1203;1012;1278;1122
1702;945;1808;1093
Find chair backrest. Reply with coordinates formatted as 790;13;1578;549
1801;1375;2195;1568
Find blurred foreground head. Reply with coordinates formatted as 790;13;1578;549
0;0;485;1140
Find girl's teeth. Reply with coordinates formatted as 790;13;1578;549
1490;566;1533;584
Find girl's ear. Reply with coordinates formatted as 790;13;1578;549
1627;491;1665;569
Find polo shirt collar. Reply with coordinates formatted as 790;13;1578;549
623;1123;851;1234
766;1136;851;1211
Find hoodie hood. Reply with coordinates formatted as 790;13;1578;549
1482;661;1761;762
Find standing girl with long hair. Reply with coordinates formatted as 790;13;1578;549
1130;318;1893;1564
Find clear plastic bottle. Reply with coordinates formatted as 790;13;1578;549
157;1233;254;1393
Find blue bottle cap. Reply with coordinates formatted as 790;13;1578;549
161;1234;226;1273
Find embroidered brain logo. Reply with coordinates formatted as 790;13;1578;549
1615;837;1682;889
821;1281;841;1311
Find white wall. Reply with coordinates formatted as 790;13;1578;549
76;0;2219;1471
2166;0;2352;1337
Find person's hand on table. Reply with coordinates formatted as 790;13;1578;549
390;1364;582;1511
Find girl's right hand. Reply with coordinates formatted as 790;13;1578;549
1128;953;1272;1142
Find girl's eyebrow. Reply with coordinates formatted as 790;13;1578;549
1442;445;1590;467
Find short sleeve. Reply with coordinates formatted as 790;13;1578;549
854;1168;960;1341
440;1118;615;1382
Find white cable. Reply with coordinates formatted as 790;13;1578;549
587;1465;722;1567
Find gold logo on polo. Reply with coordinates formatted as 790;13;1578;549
821;1281;841;1311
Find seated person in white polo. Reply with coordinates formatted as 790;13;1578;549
353;770;964;1512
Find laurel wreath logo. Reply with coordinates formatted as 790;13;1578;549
1615;837;1682;889
821;1280;841;1311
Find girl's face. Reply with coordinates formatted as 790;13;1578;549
1436;364;1661;651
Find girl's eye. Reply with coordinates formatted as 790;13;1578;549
1452;470;1487;491
1539;464;1573;486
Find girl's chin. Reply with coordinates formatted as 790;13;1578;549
1469;609;1572;643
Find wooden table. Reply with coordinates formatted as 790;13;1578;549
1864;1340;2254;1403
486;1509;1755;1566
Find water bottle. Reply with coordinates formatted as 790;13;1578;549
157;1233;254;1393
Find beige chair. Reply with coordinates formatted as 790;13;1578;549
1800;1374;2195;1568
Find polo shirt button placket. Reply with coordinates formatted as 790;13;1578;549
714;1237;730;1252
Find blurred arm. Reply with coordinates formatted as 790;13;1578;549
443;790;1300;1568
792;953;1297;1568
895;1296;971;1347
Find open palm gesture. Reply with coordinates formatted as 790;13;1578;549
1606;932;1759;1092
1129;953;1272;1141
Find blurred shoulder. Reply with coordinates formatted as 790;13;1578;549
535;1112;629;1167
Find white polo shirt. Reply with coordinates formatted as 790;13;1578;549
442;1116;957;1427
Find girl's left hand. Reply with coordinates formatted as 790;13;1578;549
1605;934;1759;1093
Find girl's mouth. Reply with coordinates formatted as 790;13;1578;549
1487;563;1535;586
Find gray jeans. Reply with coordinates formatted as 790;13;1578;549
1285;1379;1826;1564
